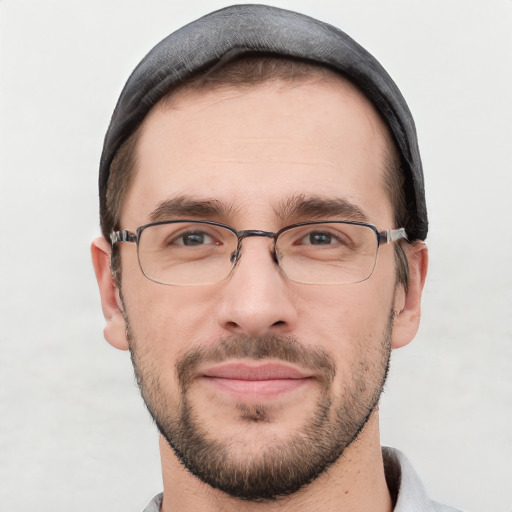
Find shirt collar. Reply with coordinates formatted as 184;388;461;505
383;446;439;512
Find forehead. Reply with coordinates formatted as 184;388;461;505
122;74;394;227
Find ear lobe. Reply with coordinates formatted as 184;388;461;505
91;237;129;351
391;242;428;349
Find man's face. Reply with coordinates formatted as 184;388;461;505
114;75;406;500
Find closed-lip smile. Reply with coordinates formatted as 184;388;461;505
199;361;314;397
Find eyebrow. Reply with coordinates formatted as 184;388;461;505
149;195;238;222
274;195;368;223
148;194;368;224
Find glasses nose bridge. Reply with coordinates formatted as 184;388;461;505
231;229;278;264
237;229;276;243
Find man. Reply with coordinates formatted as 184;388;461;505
92;5;460;511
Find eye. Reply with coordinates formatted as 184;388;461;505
301;231;335;245
174;231;215;246
289;225;355;251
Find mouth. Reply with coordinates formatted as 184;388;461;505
199;361;314;398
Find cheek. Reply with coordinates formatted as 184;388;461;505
296;285;393;334
121;270;224;358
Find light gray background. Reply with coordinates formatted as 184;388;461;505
0;1;511;511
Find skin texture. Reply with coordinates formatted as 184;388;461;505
92;74;428;512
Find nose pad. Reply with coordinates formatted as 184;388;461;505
229;249;239;265
229;241;278;267
228;231;278;270
271;245;280;264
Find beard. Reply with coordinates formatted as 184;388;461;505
125;312;392;502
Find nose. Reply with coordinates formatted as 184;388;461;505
215;237;298;337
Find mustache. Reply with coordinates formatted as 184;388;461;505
176;334;336;391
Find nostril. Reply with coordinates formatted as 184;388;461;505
272;320;285;327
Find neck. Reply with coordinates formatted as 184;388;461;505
159;411;392;512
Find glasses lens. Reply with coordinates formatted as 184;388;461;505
276;222;378;284
137;222;238;285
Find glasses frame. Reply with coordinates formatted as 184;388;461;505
110;219;408;286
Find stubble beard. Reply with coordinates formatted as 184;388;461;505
124;312;393;502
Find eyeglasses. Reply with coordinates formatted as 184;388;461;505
110;220;408;286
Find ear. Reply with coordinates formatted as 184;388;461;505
391;242;428;349
91;237;129;351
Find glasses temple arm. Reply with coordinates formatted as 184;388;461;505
110;230;137;245
378;227;408;245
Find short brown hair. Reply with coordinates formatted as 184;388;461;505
104;56;410;288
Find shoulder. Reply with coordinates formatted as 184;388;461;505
431;501;462;512
431;502;464;512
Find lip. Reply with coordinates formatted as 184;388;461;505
199;362;313;397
